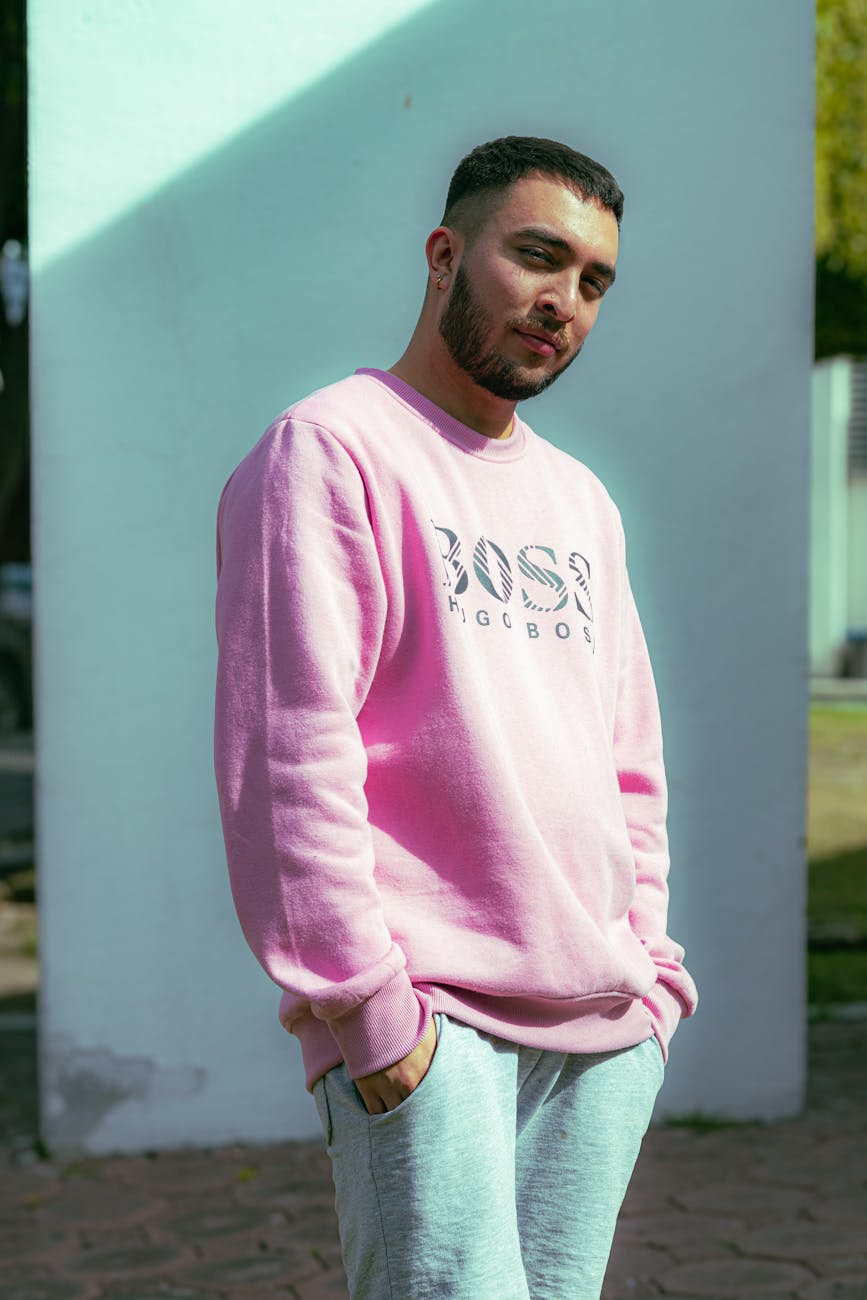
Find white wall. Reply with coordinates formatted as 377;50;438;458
849;477;867;632
30;0;814;1152
811;358;851;674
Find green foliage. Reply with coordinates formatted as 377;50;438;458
0;0;26;111
816;0;867;356
59;1159;99;1180
808;703;867;1003
815;256;867;358
809;844;867;932
664;1112;757;1134
809;950;867;1005
0;0;26;234
810;702;867;732
235;1164;260;1183
816;0;867;274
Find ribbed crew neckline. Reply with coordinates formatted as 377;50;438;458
355;368;529;462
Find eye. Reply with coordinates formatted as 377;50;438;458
522;247;554;265
583;277;607;297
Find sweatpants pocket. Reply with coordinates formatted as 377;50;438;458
364;1012;445;1125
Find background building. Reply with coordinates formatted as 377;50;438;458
811;357;867;677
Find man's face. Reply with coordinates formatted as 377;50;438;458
438;175;619;401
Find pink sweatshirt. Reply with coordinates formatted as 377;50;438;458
214;369;697;1090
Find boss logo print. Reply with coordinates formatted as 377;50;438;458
432;522;595;649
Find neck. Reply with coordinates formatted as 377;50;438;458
390;328;516;440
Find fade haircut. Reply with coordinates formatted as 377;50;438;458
442;136;624;245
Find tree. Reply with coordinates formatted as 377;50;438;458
815;0;867;358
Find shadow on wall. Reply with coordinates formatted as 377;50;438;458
35;0;684;1150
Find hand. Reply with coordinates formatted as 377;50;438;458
354;1017;438;1115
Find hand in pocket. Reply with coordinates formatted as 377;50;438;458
355;1017;438;1115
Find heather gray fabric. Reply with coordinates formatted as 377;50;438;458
312;1012;664;1299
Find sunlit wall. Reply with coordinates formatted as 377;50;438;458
30;0;814;1151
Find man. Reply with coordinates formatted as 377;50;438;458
214;136;697;1299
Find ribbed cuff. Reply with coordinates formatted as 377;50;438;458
642;981;690;1063
328;971;431;1080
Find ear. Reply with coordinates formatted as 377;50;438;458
425;226;461;290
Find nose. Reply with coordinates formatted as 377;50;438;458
537;269;581;323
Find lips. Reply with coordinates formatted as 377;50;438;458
514;328;560;357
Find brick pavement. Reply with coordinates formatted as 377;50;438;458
0;1016;864;1300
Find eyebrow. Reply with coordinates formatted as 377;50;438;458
513;226;617;285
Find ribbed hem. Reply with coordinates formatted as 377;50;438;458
327;969;432;1081
295;984;665;1090
355;368;529;462
421;984;655;1053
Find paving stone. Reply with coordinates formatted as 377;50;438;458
225;1291;321;1300
0;1283;97;1300
306;1247;343;1271
185;1227;286;1264
674;1180;812;1219
797;1278;867;1299
809;1194;867;1225
235;1181;336;1226
219;1291;313;1300
99;1289;220;1300
107;1154;249;1196
0;1263;54;1285
749;1144;867;1188
222;1292;302;1300
807;1178;867;1204
602;1283;664;1300
805;1261;867;1281
280;1201;340;1236
154;1191;250;1222
74;1228;171;1262
290;1271;350;1299
603;1240;671;1294
235;1224;340;1262
738;1221;867;1261
61;1243;191;1281
0;1169;62;1209
160;1204;274;1241
235;1166;334;1206
171;1247;314;1288
656;1257;816;1295
37;1186;164;1230
0;1220;74;1262
614;1212;744;1260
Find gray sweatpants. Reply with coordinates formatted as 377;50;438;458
312;1012;665;1299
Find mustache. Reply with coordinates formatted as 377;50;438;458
511;317;570;353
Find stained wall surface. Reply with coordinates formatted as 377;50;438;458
29;0;814;1150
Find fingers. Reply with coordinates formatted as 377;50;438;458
356;1077;409;1114
355;1016;438;1114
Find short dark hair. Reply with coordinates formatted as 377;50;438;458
442;136;624;241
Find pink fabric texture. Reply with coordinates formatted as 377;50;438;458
214;370;697;1090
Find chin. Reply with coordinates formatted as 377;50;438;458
476;355;571;402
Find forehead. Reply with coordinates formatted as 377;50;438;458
485;174;619;261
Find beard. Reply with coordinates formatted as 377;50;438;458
438;263;581;401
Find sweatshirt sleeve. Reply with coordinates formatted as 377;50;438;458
612;525;698;1061
214;417;429;1080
